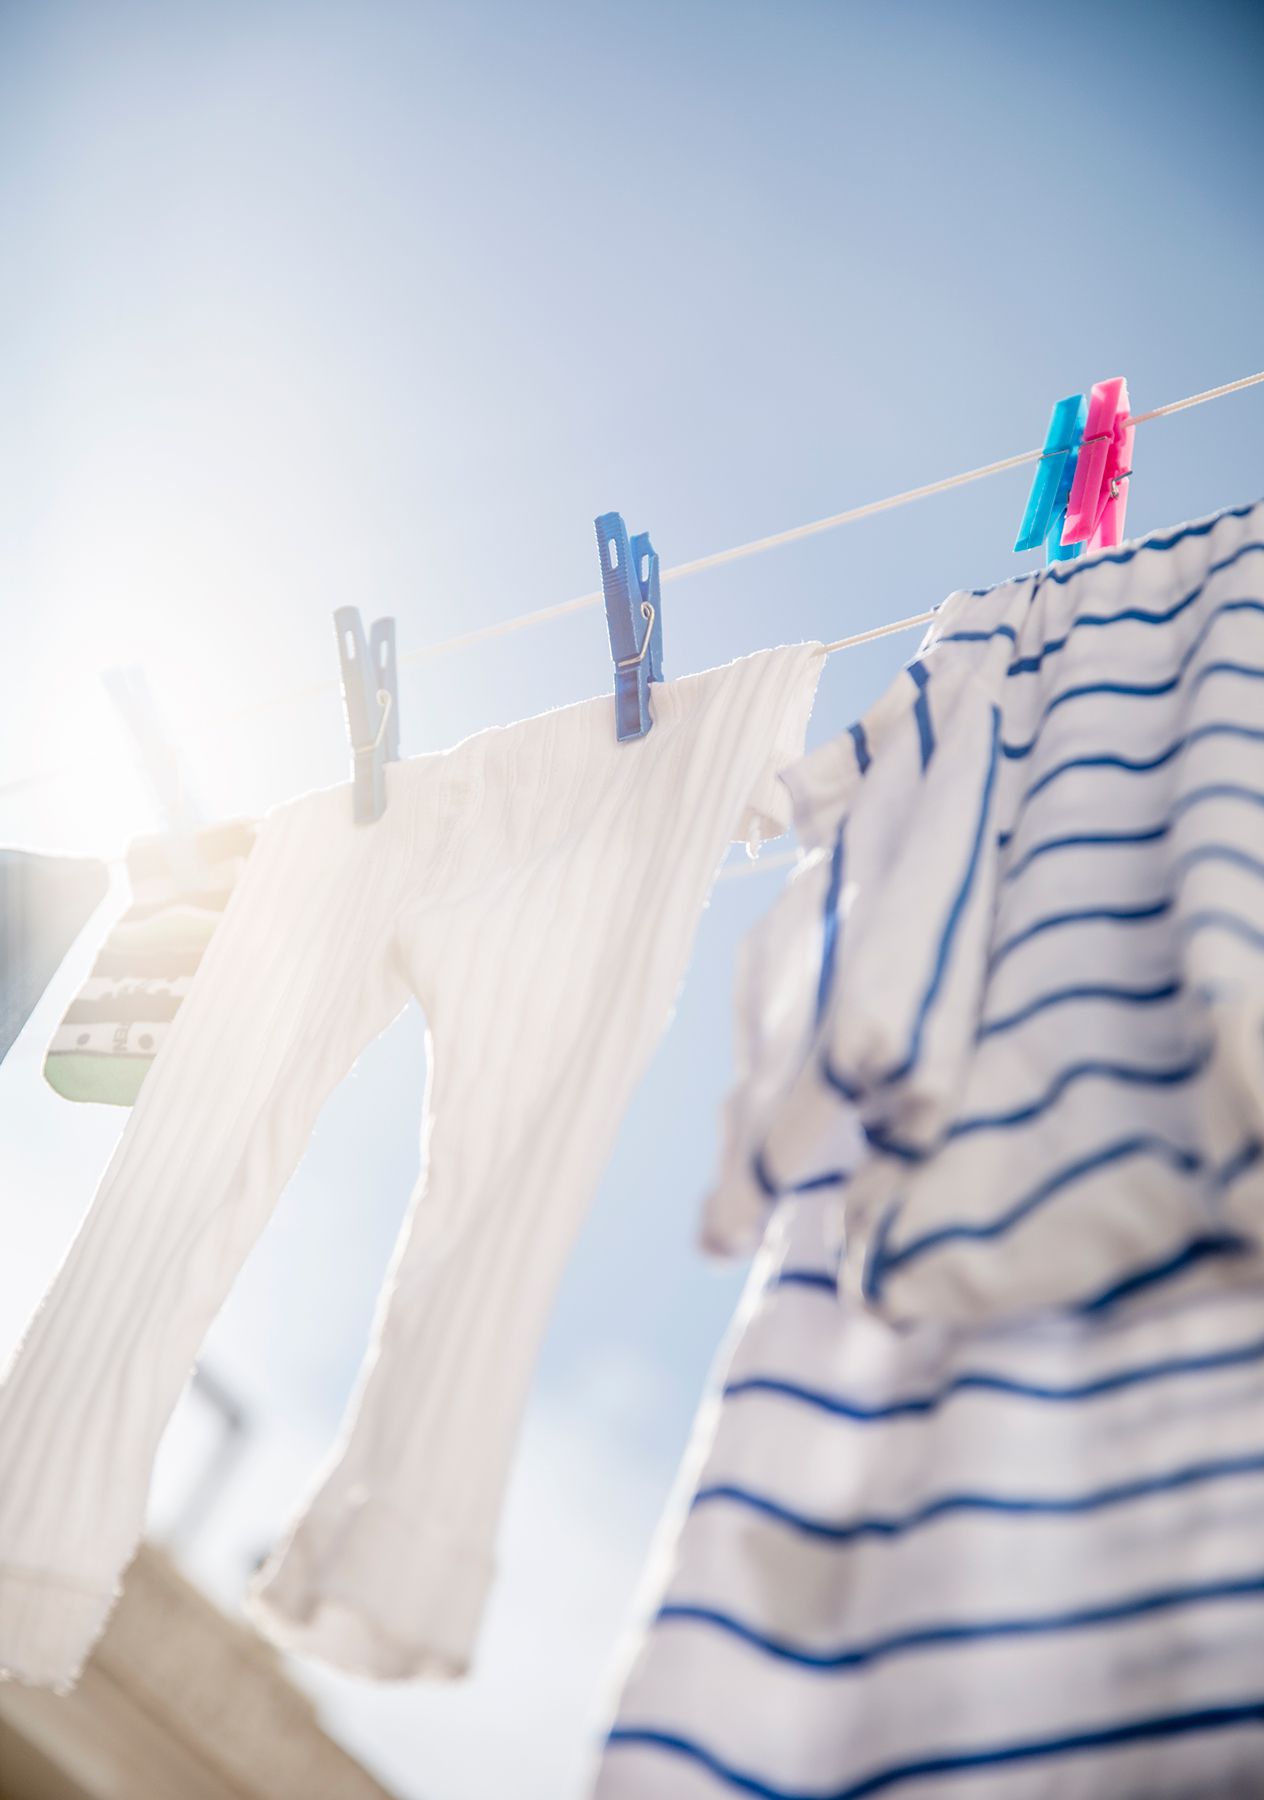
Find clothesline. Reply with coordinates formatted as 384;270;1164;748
10;432;1264;1780
224;369;1264;706
2;369;1261;805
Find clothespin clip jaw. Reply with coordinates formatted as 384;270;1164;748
102;665;204;835
595;511;663;742
334;606;399;823
1014;393;1088;565
1062;376;1134;552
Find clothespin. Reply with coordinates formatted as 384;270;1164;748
594;512;663;741
102;665;204;834
1014;393;1088;564
334;607;399;823
1062;376;1134;552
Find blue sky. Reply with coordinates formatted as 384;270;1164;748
1;2;1262;1794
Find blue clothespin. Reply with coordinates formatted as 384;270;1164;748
594;512;663;741
1014;393;1088;564
102;665;204;834
334;607;399;823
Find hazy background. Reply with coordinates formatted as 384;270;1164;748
1;2;1261;1794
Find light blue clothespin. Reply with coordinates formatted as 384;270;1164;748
102;665;204;834
1014;393;1088;564
594;512;663;741
334;607;399;823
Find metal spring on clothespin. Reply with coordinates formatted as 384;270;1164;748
594;512;664;741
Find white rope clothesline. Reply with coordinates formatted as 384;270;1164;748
326;370;1264;680
3;370;1261;805
394;369;1264;669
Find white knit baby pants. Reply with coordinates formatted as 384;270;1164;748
0;644;820;1690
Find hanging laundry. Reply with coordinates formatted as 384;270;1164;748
595;1194;1264;1799
0;644;821;1692
43;820;257;1105
735;499;1264;1324
596;502;1264;1795
0;851;109;1065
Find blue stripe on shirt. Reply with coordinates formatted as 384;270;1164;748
997;589;1264;755
848;719;871;773
867;706;1001;1089
1001;657;1264;760
751;1148;847;1201
1003;535;1264;673
723;1326;1264;1423
1180;908;1264;955
907;661;934;769
1000;778;1264;857
1001;823;1264;891
1172;779;1264;817
771;1267;839;1294
691;1447;1264;1546
815;826;845;1025
1078;1231;1255;1314
1008;810;1264;885
820;1051;865;1102
937;622;1018;649
1002;821;1171;881
943;1048;1209;1144
605;1700;1264;1800
969;503;1258;597
943;536;1264;676
937;528;1262;671
989;899;1171;972
1042;505;1257;578
978;978;1182;1039
865;1050;1210;1165
654;1570;1264;1674
866;1134;1203;1277
989;823;1264;979
1012;721;1264;827
869;1135;1260;1289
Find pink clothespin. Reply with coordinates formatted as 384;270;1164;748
1061;376;1134;551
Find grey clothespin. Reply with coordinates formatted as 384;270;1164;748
334;607;400;823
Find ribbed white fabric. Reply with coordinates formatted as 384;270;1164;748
0;643;821;1691
594;504;1264;1799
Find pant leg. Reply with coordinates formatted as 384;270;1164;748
248;645;823;1680
0;785;413;1689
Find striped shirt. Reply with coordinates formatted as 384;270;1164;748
595;501;1264;1798
724;496;1264;1325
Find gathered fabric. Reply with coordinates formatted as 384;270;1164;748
717;499;1264;1325
595;503;1264;1799
595;1194;1264;1800
0;643;821;1691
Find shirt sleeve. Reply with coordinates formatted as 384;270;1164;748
708;613;1017;1301
704;635;1005;1260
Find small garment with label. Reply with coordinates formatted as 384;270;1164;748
44;820;257;1104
